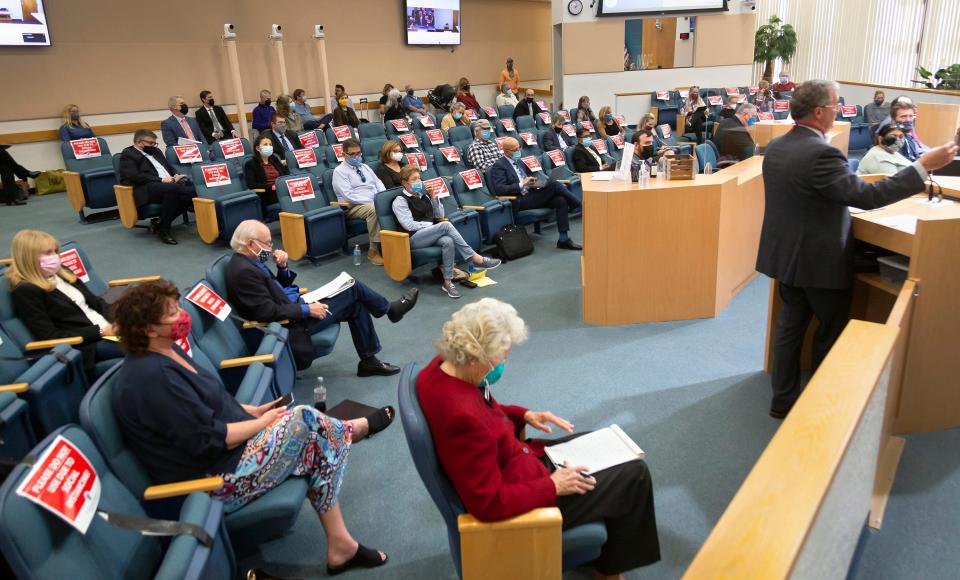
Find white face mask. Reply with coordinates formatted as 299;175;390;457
390;151;403;162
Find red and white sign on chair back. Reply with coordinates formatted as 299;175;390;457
298;131;320;149
423;177;450;198
773;100;790;112
658;124;672;139
200;164;231;188
545;149;566;167
591;139;608;155
483;106;498;118
186;281;232;321
285;176;316;202
219;138;245;159
459;169;483;190
173;144;203;164
293;148;318;168
500;119;516;132
58;248;90;283
332;126;353;142
405;152;428;170
331;144;345;163
70;138;102;160
390;119;409;133
840;105;858;118
426;129;445;145
16;435;102;533
521;155;542;173
439;146;461;162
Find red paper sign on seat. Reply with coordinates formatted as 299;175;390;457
173;144;202;163
186;281;232;321
70;138;101;159
219;138;245;159
293;148;318;168
16;435;101;533
286;175;316;202
201;164;231;187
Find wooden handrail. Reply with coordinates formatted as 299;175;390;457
838;80;960;97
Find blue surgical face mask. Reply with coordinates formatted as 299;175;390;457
605;114;614;121
480;361;505;387
259;145;273;157
480;129;492;140
581;137;592;146
411;180;424;193
347;155;362;166
511;151;522;161
747;116;759;126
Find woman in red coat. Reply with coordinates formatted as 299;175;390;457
417;298;660;579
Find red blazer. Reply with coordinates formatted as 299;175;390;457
417;356;557;522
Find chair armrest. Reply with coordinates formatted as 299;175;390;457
496;196;518;201
462;205;486;211
107;275;162;287
62;170;86;212
219;353;276;369
279;211;307;261
242;320;289;329
25;337;83;350
380;230;412;282
0;257;11;266
0;383;29;394
114;184;138;229
252;188;266;193
299;287;308;295
458;508;563;580
329;201;351;207
458;507;562;532
193;197;219;244
144;476;224;500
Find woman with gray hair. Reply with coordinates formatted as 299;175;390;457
383;88;405;122
417;298;662;579
440;102;469;133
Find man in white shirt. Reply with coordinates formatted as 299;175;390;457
332;138;386;265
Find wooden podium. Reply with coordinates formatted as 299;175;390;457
916;102;960;148
749;120;851;151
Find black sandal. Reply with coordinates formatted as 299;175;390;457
364;406;395;438
326;544;388;576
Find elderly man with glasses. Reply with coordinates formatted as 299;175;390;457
332;138;386;265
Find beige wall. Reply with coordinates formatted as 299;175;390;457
0;0;551;122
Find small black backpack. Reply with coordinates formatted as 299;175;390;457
493;225;534;261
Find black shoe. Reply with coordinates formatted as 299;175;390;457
149;218;160;233
27;170;41;179
769;408;789;420
158;230;178;245
557;239;582;251
6;199;27;206
387;288;419;322
357;357;401;377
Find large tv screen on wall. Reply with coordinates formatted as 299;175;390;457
598;0;728;18
405;0;461;46
0;0;50;46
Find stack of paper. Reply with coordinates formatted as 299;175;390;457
302;272;355;303
544;424;645;475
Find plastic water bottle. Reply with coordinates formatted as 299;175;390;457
638;162;649;188
704;162;713;175
665;157;672;180
313;376;327;412
352;244;361;266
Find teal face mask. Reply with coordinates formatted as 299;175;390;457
581;137;592;146
511;151;522;161
481;362;505;387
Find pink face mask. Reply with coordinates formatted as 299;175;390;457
167;310;193;342
38;254;61;277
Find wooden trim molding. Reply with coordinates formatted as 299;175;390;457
839;80;960;97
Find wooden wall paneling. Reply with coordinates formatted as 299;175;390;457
562;20;625;75
693;13;756;67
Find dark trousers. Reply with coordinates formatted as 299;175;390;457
0;147;30;203
514;182;581;233
308;280;389;360
303;119;321;131
144;181;196;230
771;282;852;413
538;434;661;575
686;113;707;144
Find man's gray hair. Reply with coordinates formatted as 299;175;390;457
230;219;265;252
736;102;758;117
167;95;182;110
133;129;157;143
472;119;491;133
789;80;838;120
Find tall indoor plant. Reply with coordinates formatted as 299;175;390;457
755;15;798;83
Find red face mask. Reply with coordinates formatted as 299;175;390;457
167;310;192;341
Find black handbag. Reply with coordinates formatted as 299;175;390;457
494;224;534;261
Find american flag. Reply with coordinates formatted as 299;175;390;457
624;46;631;71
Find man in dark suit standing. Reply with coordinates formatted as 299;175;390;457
195;90;236;144
260;113;302;158
715;102;758;162
490;137;582;250
117;129;195;245
757;80;957;418
225;220;419;374
160;96;207;148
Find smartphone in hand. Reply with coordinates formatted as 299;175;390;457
272;394;294;409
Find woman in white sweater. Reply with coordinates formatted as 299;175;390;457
857;124;912;176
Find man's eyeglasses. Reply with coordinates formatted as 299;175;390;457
253;238;273;249
141;141;157;147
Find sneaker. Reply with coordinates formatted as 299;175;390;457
478;257;501;270
442;281;461;299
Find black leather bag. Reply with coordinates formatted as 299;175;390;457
494;224;534;261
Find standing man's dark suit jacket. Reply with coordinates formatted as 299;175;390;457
715;116;756;161
756;126;926;289
541;129;576;152
118;146;178;207
224;253;313;369
195;106;235;144
160;115;207;148
260;128;304;155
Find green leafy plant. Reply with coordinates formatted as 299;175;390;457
913;64;960;90
754;15;798;83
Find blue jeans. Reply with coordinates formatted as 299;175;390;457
308;279;389;359
410;221;477;279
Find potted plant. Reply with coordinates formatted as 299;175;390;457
913;64;960;90
754;15;798;83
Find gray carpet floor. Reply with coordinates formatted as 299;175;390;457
1;192;956;579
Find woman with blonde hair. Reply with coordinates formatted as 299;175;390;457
454;77;480;115
597;106;624;140
59;103;95;142
374;140;405;188
7;229;122;375
417;298;661;577
275;94;303;133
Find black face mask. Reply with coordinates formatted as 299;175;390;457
463;85;470;92
874;98;884;105
264;99;272;107
642;145;655;157
207;98;215;107
525;97;534;103
554;126;562;133
143;145;159;155
179;104;189;115
70;111;80;121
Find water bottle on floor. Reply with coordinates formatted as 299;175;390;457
353;244;361;266
314;376;327;412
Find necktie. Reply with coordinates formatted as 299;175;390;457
180;117;195;141
281;133;293;151
209;108;223;133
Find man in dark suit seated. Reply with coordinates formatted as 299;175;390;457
541;115;576;152
195;90;237;144
260;113;302;159
160;95;206;148
757;79;957;419
490;138;582;250
511;88;545;121
225;220;419;375
571;127;611;173
715;102;758;162
118;129;195;245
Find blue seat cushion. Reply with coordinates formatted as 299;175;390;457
561;522;607;569
310;324;342;358
225;478;309;549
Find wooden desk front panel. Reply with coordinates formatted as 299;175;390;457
715;159;765;311
749;122;850;155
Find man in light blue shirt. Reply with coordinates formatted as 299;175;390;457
292;88;321;130
402;85;427;115
332;138;386;265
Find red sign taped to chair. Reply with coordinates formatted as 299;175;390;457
390;119;409;133
58;248;90;283
562;124;576;137
725;87;740;96
500;119;516;132
286;176;316;202
591;139;608;155
298;131;320;149
537;101;547;111
483;106;498;118
219;138;245;159
398;133;419;149
749;85;759;95
495;137;508;152
538;112;552;125
16;435;101;534
423;177;450;198
69;138;102;160
758;111;775;121
611;135;625;149
201;164;232;188
545;149;566;167
521;155;542;173
173;144;202;164
558;110;571;122
439;146;461;162
840;105;858;118
332;126;352;142
406;152;428;170
658;124;672;139
707;96;723;106
418;115;435;128
459;169;483;190
426;129;445;145
773;100;790;112
186;281;232;321
519;132;537;146
464;109;477;122
656;91;670;100
176;337;193;357
331;144;345;163
678;89;689;99
615;114;626;126
580;121;595;133
293;148;318;168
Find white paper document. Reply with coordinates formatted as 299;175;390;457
544;424;645;475
177;137;202;146
848;206;868;214
591;172;615;181
873;214;919;235
302;272;355;303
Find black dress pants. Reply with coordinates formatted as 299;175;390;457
686;112;707;144
0;146;30;204
771;282;852;413
514;182;581;233
144;181;196;230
